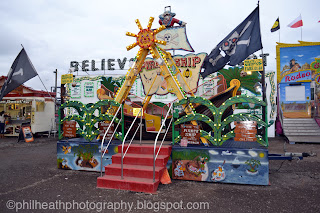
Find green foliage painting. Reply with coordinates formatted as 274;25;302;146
174;95;268;146
59;99;121;142
245;159;261;173
218;67;261;95
101;77;121;96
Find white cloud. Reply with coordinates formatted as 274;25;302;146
236;151;246;155
209;150;219;155
283;56;289;58
248;151;258;157
297;55;304;57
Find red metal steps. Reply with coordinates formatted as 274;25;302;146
97;144;172;193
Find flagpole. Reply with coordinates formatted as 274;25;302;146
257;3;267;141
300;14;303;41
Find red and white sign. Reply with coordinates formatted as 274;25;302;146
181;124;200;145
63;121;77;138
287;15;303;28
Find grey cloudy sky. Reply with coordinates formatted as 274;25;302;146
1;0;319;91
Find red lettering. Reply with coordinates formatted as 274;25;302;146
302;73;306;78
296;72;301;79
285;76;290;82
188;57;192;67
175;58;180;67
306;72;311;76
150;61;155;70
291;76;295;81
192;57;201;67
181;58;187;67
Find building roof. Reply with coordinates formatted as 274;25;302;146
0;75;56;99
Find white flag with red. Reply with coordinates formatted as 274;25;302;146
287;15;303;28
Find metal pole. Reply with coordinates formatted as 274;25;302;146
121;103;124;141
54;69;57;135
54;69;57;112
153;146;155;182
140;108;142;145
100;150;103;177
121;149;124;179
260;50;267;139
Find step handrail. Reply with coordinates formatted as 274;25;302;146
121;107;143;179
153;103;173;182
100;104;122;177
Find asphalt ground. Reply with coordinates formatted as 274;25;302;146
0;136;319;213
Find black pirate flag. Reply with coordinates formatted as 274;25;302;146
202;6;262;78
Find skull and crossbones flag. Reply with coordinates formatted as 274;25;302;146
0;48;38;100
201;6;262;78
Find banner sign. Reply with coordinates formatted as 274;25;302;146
84;82;94;97
99;121;114;140
139;53;206;96
70;83;81;99
280;70;312;83
61;74;73;84
244;59;263;72
234;121;257;142
181;124;200;145
63;121;77;138
277;42;320;83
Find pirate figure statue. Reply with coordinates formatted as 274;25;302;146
159;6;186;27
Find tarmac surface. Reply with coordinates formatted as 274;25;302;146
0;136;319;213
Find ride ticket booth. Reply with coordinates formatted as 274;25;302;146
279;71;312;118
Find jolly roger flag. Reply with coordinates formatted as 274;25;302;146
0;48;38;100
201;6;262;78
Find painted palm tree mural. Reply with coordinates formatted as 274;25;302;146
174;95;268;146
218;67;261;95
100;77;122;98
59;99;121;141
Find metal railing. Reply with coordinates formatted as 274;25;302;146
153;103;174;182
120;107;143;179
100;104;123;177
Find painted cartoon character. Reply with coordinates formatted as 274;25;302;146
62;146;71;154
211;160;226;182
89;156;98;168
159;7;186;28
289;59;301;72
62;159;68;168
199;156;208;174
174;160;185;177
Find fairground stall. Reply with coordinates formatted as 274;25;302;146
276;41;320;143
57;6;278;193
0;76;56;136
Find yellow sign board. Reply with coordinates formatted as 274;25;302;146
61;74;74;84
133;108;143;117
244;59;263;72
